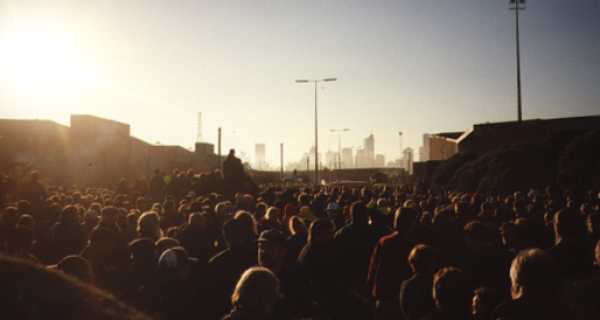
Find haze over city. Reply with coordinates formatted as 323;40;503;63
1;0;600;167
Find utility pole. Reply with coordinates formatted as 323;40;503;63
296;77;337;185
280;143;284;181
218;127;222;169
510;0;526;122
330;128;350;169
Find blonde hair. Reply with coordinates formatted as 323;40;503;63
231;267;280;312
137;211;162;239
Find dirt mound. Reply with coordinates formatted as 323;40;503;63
431;131;599;193
558;130;600;191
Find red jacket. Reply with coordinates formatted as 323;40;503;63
367;231;414;300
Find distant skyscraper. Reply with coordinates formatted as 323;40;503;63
375;154;385;167
255;143;266;170
325;151;338;169
402;147;414;174
196;112;203;143
358;134;375;167
341;148;354;168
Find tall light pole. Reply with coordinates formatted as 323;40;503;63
330;128;350;169
510;0;526;122
296;77;337;185
280;142;284;181
398;131;403;159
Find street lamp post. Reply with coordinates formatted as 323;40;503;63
330;128;350;169
296;78;337;185
510;0;526;122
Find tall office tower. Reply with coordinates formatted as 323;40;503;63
255;143;266;170
196;112;203;143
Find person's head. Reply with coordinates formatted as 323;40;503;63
231;267;280;316
100;206;120;227
49;255;94;284
238;194;256;212
509;248;558;300
394;206;418;233
234;210;258;241
151;203;162;215
288;216;307;236
188;212;208;230
155;237;180;258
158;246;191;282
255;202;268;220
61;205;80;225
265;207;282;224
472;287;502;320
223;218;245;248
215;201;232;218
2;256;150;320
228;149;236;157
433;267;470;314
16;214;35;231
257;229;287;274
88;227;120;257
587;212;600;239
308;219;334;245
137;211;162;240
84;210;100;228
350;201;369;226
1;207;19;228
464;221;493;252
408;244;436;274
129;238;156;270
553;208;586;243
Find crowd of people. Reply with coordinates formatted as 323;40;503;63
1;163;600;320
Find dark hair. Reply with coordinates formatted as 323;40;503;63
408;244;436;273
510;248;558;298
394;207;418;232
350;201;368;225
554;208;585;242
433;267;469;311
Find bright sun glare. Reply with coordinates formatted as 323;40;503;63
0;19;99;96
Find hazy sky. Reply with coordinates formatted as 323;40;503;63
1;0;599;167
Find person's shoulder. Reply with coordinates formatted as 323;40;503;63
491;299;523;320
379;231;399;245
208;248;231;264
0;255;150;320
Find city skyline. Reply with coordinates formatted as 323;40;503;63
1;1;600;166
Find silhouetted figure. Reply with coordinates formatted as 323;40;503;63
149;170;165;202
207;217;258;319
421;267;471;320
51;205;86;263
399;244;436;320
368;207;418;320
492;248;569;320
334;201;378;296
222;149;247;196
19;171;46;206
222;267;281;320
48;254;94;284
297;219;338;318
549;208;593;280
157;247;199;320
178;212;213;262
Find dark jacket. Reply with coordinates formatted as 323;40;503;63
399;272;434;320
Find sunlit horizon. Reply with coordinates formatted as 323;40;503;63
2;0;600;167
